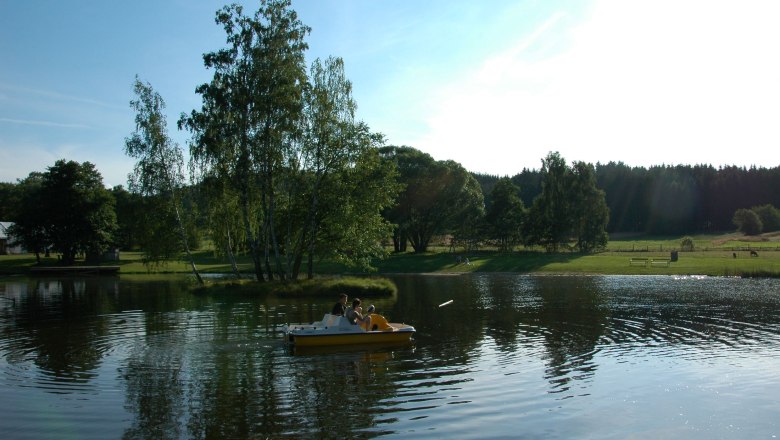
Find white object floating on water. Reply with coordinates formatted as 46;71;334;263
438;300;454;307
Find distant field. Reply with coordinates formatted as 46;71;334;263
1;232;779;278
605;231;780;252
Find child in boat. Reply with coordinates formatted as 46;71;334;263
345;298;369;325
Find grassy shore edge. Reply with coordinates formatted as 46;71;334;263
2;232;780;279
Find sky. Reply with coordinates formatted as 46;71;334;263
2;0;780;188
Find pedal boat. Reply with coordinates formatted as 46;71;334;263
283;313;415;347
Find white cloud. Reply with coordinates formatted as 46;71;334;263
0;117;92;129
410;0;780;173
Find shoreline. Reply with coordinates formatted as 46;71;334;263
2;247;780;279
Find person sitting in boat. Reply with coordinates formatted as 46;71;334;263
331;293;348;316
345;298;369;325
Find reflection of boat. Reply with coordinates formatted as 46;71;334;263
283;313;415;347
288;341;413;357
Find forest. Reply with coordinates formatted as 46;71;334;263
476;161;780;235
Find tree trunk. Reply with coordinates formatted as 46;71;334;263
306;216;321;280
290;219;308;280
268;190;285;280
260;189;274;281
172;202;203;285
291;250;303;280
240;188;264;282
410;231;430;253
225;229;241;279
304;179;321;280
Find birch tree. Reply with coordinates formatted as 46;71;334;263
183;0;309;281
125;78;203;284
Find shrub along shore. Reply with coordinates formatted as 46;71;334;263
2;233;779;280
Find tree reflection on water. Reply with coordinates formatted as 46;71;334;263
2;274;780;439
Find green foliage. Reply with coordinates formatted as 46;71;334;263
6;173;47;261
569;161;609;252
10;161;117;265
733;208;763;235
183;0;310;282
126;78;202;283
645;166;699;234
380;146;485;253
485;177;525;251
137;196;181;267
111;185;144;250
317;146;400;272
525;153;609;252
527;152;570;251
751;204;780;232
182;2;398;282
0;182;21;221
291;56;399;277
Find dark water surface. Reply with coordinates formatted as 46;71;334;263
1;274;779;439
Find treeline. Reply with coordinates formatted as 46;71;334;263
475;162;780;235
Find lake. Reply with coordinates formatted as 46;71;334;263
1;274;779;439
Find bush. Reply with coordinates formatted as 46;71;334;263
733;209;763;235
680;236;695;251
752;204;780;232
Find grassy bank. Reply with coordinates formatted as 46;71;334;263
2;232;779;279
190;276;397;297
373;249;780;277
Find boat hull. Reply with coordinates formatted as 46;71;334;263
287;328;414;347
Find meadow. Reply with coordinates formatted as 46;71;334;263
1;232;779;278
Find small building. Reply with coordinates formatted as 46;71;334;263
0;222;25;255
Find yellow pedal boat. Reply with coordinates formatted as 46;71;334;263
283;312;415;347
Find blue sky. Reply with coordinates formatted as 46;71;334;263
2;0;780;188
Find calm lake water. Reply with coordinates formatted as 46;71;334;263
1;274;779;439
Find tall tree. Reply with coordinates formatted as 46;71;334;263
28;161;116;265
125;78;203;284
290;57;402;277
569;161;609;252
380;146;485;253
183;0;310;281
486;177;525;252
292;56;359;278
526;152;571;252
526;152;609;252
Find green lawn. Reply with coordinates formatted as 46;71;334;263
2;232;779;278
363;249;780;277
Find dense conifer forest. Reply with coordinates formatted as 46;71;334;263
475;162;780;235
